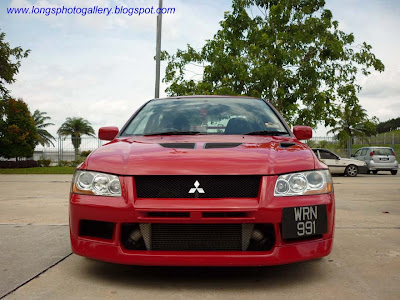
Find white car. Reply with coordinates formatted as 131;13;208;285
312;148;367;177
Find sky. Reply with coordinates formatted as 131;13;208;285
1;0;399;140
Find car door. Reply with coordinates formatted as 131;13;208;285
354;148;363;160
357;148;369;164
319;150;344;174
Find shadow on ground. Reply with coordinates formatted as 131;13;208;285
80;257;328;291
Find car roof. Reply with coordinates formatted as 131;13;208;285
370;146;393;149
152;95;261;101
358;146;393;149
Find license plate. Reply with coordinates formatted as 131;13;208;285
282;205;327;239
380;158;389;161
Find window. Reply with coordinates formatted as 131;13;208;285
373;148;394;156
121;97;288;136
360;149;368;156
319;150;338;160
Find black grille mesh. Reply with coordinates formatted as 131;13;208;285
150;223;243;251
135;175;260;198
159;143;195;149
120;223;275;251
204;143;242;149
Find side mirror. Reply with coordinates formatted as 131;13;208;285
351;154;355;157
293;125;312;140
99;126;119;141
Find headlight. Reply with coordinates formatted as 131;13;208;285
274;170;332;197
72;170;121;197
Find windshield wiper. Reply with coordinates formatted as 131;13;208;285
244;131;289;136
143;131;204;136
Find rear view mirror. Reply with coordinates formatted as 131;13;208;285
293;125;312;140
99;126;119;141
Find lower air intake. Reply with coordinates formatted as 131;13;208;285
140;223;254;251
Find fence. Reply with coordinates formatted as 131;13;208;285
308;134;400;159
30;134;400;164
353;133;400;146
33;136;106;163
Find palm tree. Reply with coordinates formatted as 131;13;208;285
57;117;95;159
328;104;377;155
32;109;55;147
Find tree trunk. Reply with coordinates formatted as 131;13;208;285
347;137;353;157
74;147;79;161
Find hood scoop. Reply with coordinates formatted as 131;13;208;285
159;143;196;149
204;143;242;149
279;142;297;148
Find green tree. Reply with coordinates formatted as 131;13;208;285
32;109;56;147
377;117;400;133
57;117;95;159
328;103;377;153
0;30;30;98
0;98;38;160
162;0;384;127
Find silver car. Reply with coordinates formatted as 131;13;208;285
352;147;398;175
312;148;367;177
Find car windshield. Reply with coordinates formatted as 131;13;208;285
373;148;394;156
121;97;289;136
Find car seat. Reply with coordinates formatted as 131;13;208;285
224;118;251;134
172;115;190;131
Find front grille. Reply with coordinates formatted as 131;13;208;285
121;223;275;252
146;223;253;251
135;175;260;198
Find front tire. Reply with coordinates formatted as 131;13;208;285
391;170;398;175
372;170;378;174
345;165;358;177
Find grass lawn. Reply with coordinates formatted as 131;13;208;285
0;167;76;174
376;129;400;138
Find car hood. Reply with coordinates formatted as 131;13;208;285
84;135;317;175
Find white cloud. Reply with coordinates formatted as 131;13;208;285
3;0;399;140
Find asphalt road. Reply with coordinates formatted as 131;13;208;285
0;173;399;300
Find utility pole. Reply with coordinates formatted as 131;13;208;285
155;0;163;99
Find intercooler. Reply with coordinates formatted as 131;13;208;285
139;223;254;251
121;223;275;252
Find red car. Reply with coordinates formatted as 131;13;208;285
70;96;335;266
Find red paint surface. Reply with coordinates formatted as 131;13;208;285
98;126;119;141
293;125;313;140
84;135;317;175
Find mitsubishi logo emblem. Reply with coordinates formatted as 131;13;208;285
188;180;205;194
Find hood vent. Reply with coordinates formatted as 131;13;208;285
279;142;296;148
204;143;242;149
159;143;195;149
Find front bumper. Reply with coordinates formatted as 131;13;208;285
71;236;333;266
70;176;335;266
